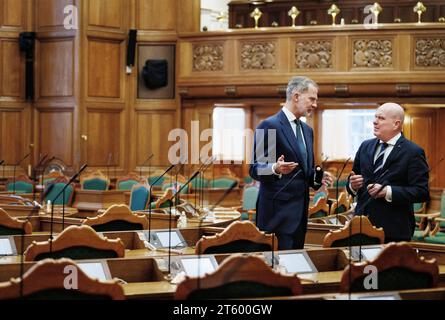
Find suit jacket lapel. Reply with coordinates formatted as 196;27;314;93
301;122;312;173
277;111;304;167
381;134;405;174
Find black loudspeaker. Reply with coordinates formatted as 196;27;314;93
142;60;168;89
127;29;137;67
19;32;36;101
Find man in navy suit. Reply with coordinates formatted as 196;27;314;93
250;76;332;249
347;102;430;242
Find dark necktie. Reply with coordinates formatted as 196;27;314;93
294;119;308;171
373;142;388;176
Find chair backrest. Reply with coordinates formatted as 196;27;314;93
24;225;125;261
43;177;75;205
0;208;32;235
195;221;278;254
82;204;149;232
340;242;439;293
330;192;349;215
129;183;151;211
7;175;34;194
0;258;125;300
210;177;238;189
323;215;385;247
241;185;259;211
190;176;209;189
116;172;142;190
175;255;302;299
80;170;110;190
148;188;176;209
313;190;328;204
308;196;329;219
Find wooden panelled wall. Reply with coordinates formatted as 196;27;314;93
0;0;199;177
177;25;445;187
1;1;444;189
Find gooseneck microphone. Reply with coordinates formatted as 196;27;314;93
147;163;176;244
140;153;154;181
49;164;88;252
334;157;350;221
12;153;30;194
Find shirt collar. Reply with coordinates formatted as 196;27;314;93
381;132;401;146
282;106;297;123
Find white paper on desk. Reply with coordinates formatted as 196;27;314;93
279;253;313;273
77;262;108;281
0;238;13;255
157;231;183;248
182;258;216;277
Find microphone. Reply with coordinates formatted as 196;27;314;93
106;153;112;185
314;165;323;186
32;154;48;202
147;163;177;244
140;153;154;181
50;164;88;252
12;153;30;194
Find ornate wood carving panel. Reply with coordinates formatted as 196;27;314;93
192;43;224;72
240;41;276;70
352;39;393;69
415;38;445;69
295;39;333;69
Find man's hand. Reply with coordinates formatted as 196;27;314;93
367;183;387;199
322;171;333;187
349;171;364;191
275;155;298;175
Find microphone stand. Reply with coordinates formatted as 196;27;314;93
12;153;30;194
50;164;88;253
39;156;56;203
335;157;350;224
32;154;48;203
139;153;154;182
147;163;176;244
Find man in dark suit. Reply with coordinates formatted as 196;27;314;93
347;102;430;242
249;76;332;250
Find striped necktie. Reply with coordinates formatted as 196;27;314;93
373;142;388;176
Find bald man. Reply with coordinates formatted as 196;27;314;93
347;103;430;242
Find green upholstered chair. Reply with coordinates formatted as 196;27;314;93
0;208;33;236
129;183;151;211
0;258;125;300
6;175;34;194
80;171;109;190
308;197;329;219
116;172;141;191
340;242;439;293
83;204;148;232
210;178;238;189
330;192;349;215
190;176;209;189
195;221;277;254
148;175;166;188
175;255;302;300
24;225;125;261
43;178;75;206
243;176;253;185
162;182;189;194
323;215;385;247
239;185;259;221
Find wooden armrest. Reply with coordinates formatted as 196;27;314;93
415;212;440;219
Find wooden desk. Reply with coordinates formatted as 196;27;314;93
72;189;126;216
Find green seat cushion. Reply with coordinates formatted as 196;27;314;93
118;180;139;191
83;178;108;190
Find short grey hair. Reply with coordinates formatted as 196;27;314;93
286;76;318;101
